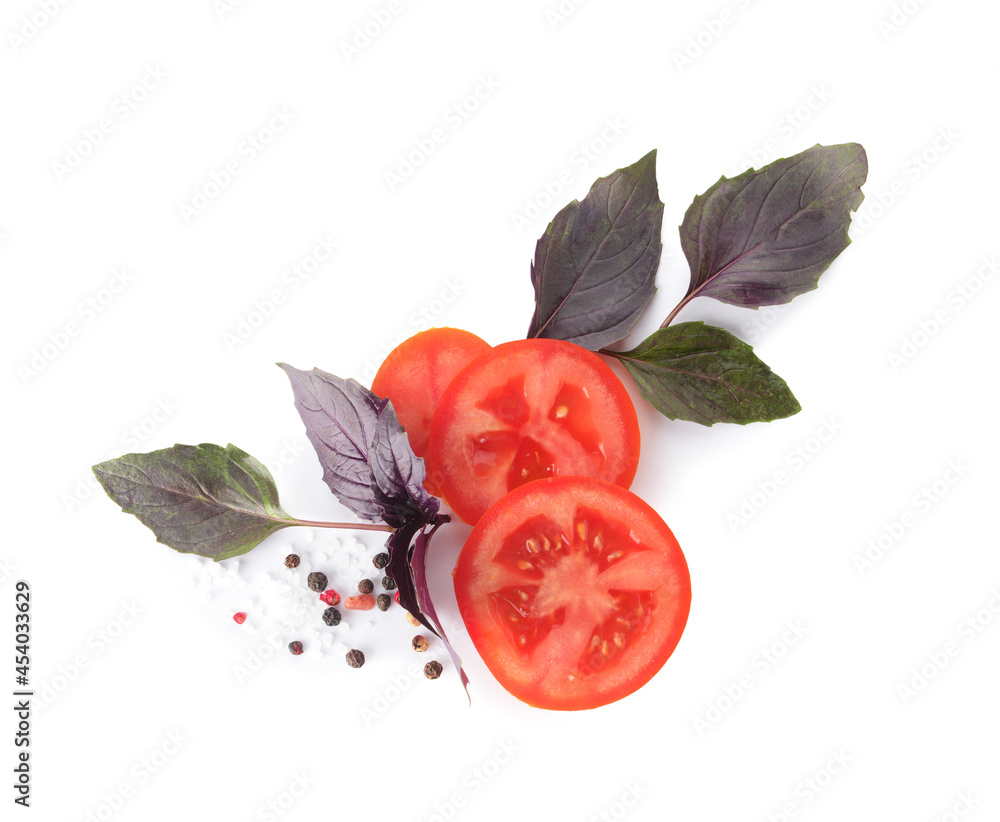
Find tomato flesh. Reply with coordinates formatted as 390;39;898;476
454;477;690;710
371;328;490;493
428;339;640;524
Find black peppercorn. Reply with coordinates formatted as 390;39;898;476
424;660;443;679
288;641;304;655
382;576;397;591
412;635;429;652
322;607;341;626
372;552;389;570
346;649;365;668
376;594;391;612
358;579;374;594
284;554;300;568
307;572;327;592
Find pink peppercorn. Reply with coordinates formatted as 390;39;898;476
320;589;341;606
344;594;376;611
233;612;247;624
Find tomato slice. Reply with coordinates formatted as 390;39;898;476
427;339;641;524
371;328;491;493
454;477;690;710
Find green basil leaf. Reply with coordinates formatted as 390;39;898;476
93;443;295;561
611;322;801;426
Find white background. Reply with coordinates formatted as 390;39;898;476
3;1;999;820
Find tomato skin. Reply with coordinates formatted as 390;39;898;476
371;328;491;494
454;477;690;710
428;339;641;525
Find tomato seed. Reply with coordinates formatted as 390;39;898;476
554;405;568;419
516;560;533;571
525;538;540;553
576;522;587;542
613;633;625;649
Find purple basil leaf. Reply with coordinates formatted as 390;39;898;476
278;363;385;522
93;443;295;561
369;399;439;529
386;515;470;701
675;143;867;318
610;322;801;426
528;150;663;350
